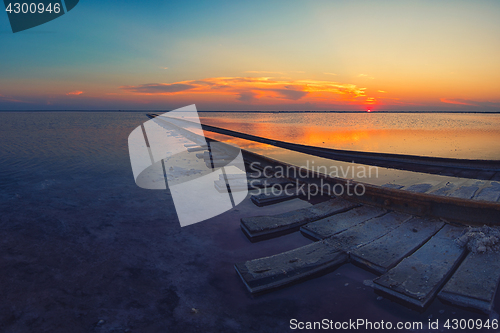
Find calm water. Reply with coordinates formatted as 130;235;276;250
0;112;497;332
200;112;500;159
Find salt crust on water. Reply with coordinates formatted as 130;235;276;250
455;225;500;254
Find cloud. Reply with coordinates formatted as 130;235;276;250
120;76;370;104
358;74;374;79
0;94;28;103
324;73;337;75
244;71;285;74
377;90;386;93
440;98;474;106
439;98;500;110
270;89;308;100
66;91;84;96
237;91;258;102
120;83;195;94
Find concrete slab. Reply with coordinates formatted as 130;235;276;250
235;211;411;293
449;185;481;199
328;211;413;251
240;198;359;242
350;217;445;274
235;240;347;293
300;205;386;240
202;151;231;160
403;183;434;193
372;224;466;308
429;182;459;196
473;182;500;202
382;184;404;190
219;173;263;181
251;191;298;207
187;146;208;152
438;252;500;314
214;178;293;193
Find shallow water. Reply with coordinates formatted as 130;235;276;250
200;112;500;159
0;112;497;332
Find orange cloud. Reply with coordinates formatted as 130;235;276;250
440;98;474;105
358;74;374;79
119;76;371;105
66;91;84;96
244;71;285;74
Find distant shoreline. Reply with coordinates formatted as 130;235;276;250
1;110;500;114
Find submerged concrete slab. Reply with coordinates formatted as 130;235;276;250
300;205;387;241
202;151;231;160
187;146;208;152
235;240;347;293
251;191;298;207
372;224;466;308
236;211;411;293
350;217;445;274
214;178;292;193
219;173;263;181
438;252;500;314
328;211;413;251
241;198;359;242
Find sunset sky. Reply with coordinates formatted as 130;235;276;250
1;0;500;111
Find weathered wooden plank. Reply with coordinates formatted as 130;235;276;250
251;191;298;207
300;205;387;241
328;211;413;251
214;178;293;193
372;224;466;308
241;198;359;242
438;252;500;314
473;182;500;202
235;240;347;293
350;217;445;274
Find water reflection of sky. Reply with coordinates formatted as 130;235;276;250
200;113;500;160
